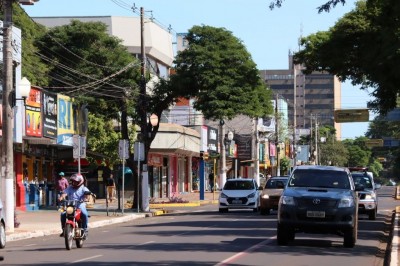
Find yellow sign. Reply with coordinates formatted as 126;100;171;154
365;139;384;148
334;109;369;123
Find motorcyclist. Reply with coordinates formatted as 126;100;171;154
58;173;91;239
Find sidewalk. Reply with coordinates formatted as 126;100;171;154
9;191;218;242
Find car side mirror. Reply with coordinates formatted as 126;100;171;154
375;183;381;189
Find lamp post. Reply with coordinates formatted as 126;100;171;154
17;77;31;154
141;113;158;212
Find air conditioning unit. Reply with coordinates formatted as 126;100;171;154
19;0;39;5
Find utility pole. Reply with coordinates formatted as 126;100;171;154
2;0;14;232
253;117;260;185
138;6;149;212
275;94;280;176
219;120;227;188
315;116;319;165
293;67;297;167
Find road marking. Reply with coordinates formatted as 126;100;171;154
69;255;103;264
138;241;155;246
215;237;276;266
391;213;400;266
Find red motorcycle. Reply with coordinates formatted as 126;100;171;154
60;192;95;250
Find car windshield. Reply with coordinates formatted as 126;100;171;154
288;169;350;189
223;180;255;190
351;173;373;189
265;179;287;189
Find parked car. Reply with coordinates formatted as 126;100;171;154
350;171;378;220
277;165;359;248
259;176;288;215
219;178;261;213
0;199;6;248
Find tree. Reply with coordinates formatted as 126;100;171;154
293;0;400;114
1;3;50;85
268;0;347;13
33;20;142;172
319;141;348;166
163;25;273;121
342;138;371;167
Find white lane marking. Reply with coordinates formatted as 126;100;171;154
138;241;155;246
69;255;103;264
215;237;276;266
24;244;36;247
391;213;399;266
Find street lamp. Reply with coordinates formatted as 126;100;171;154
149;113;158;127
18;77;31;102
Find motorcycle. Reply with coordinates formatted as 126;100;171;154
59;192;95;250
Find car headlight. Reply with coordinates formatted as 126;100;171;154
338;196;354;208
66;206;74;215
220;193;228;199
261;194;270;199
280;196;295;206
365;192;376;200
247;192;256;198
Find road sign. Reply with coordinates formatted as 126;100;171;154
73;135;86;159
365;139;383;148
134;142;145;161
334;109;369;123
118;139;130;159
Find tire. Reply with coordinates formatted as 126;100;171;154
260;208;270;215
76;238;84;248
0;222;6;249
253;207;259;213
64;224;74;250
343;227;357;248
288;229;295;241
277;223;289;245
368;208;377;220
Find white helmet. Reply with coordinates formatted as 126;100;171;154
70;173;84;188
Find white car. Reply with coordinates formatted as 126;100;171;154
218;178;261;213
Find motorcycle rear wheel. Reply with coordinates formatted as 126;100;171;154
64;224;73;250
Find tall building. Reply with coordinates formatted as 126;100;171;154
260;54;342;141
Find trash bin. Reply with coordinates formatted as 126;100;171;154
38;183;46;207
26;183;39;211
46;183;55;206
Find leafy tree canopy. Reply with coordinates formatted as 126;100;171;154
293;0;400;114
35;20;141;120
269;0;347;13
166;25;273;121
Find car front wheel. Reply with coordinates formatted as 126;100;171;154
277;223;289;245
343;227;357;248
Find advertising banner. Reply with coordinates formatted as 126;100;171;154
42;91;57;139
57;94;74;146
25;87;42;137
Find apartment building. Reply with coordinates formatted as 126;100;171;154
260;55;342;141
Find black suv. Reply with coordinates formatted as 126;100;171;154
277;165;359;248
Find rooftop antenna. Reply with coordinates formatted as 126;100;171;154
298;23;303;51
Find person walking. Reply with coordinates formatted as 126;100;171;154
106;174;116;203
55;172;68;206
208;171;214;192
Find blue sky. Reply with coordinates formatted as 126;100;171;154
22;0;371;139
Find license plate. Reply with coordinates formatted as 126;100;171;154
307;211;325;218
232;200;242;204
